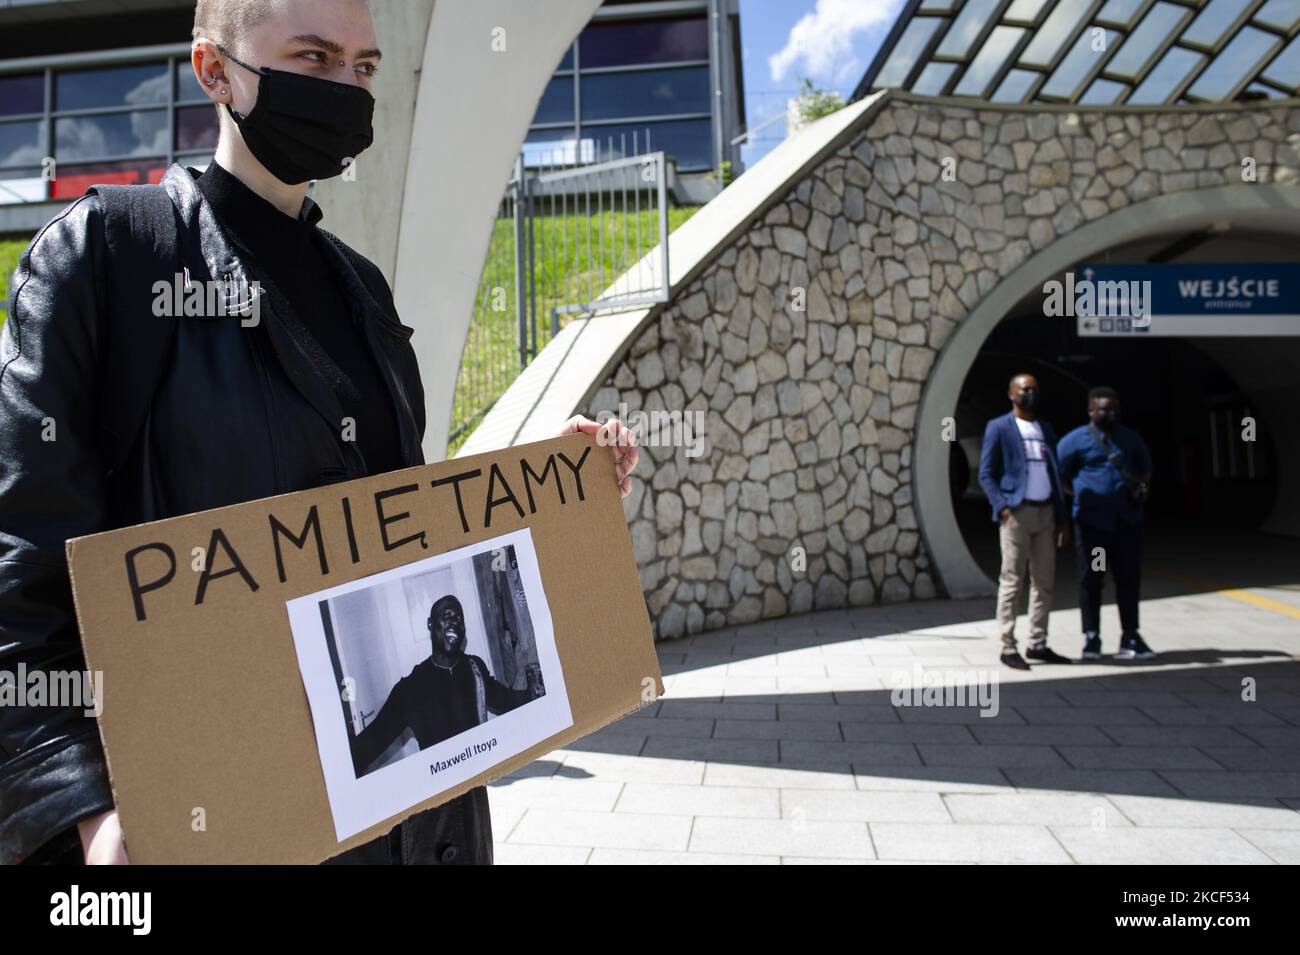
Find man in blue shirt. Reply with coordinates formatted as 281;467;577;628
979;374;1071;670
1056;386;1154;660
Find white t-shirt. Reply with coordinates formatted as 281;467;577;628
1014;416;1053;501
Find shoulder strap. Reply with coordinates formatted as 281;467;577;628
319;229;388;309
1087;423;1135;482
87;182;181;480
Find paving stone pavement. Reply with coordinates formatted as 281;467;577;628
489;587;1300;864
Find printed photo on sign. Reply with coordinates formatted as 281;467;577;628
285;527;572;842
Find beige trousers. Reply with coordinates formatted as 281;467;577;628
996;501;1056;650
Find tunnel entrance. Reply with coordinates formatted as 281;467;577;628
947;227;1300;604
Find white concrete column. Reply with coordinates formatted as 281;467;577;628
312;0;436;280
391;0;604;463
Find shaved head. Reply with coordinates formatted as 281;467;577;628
192;0;284;48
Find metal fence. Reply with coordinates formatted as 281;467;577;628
449;137;671;452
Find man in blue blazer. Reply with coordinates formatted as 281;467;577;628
979;374;1071;669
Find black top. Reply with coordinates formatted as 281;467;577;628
350;654;534;776
194;160;403;475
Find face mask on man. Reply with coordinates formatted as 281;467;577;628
1093;407;1118;427
1014;390;1039;411
216;43;374;185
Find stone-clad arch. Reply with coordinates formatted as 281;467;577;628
512;91;1300;639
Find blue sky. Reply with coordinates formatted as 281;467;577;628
738;0;909;168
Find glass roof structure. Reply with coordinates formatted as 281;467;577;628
852;0;1300;105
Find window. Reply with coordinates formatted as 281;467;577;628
534;76;575;125
1187;26;1282;99
580;66;710;121
0;53;223;204
1129;45;1205;102
0;121;44;167
175;60;209;104
1105;3;1194;81
525;14;715;173
55;112;168;162
1041;28;1117;99
1080;77;1129;103
863;0;1300;104
56;63;168;110
1096;0;1150;29
585;118;712;169
523;130;595;168
578;16;709;67
1261;34;1300;91
1255;0;1300;32
992;68;1040;100
1004;0;1054;24
913;62;958;95
954;26;1026;97
176;106;219;152
0;74;44;118
1182;0;1254;50
876;18;946;86
937;0;1002;59
1019;0;1092;67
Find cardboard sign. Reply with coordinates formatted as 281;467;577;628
66;432;661;864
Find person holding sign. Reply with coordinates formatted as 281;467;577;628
0;0;637;866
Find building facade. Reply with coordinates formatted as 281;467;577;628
523;0;746;202
0;3;211;232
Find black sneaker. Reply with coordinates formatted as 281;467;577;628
1026;644;1073;664
1117;633;1155;660
1000;651;1031;671
1081;633;1102;660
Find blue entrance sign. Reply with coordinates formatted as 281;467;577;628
1075;263;1300;336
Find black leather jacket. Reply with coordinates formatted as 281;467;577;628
0;163;492;864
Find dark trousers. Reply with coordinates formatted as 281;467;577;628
322;786;494;865
1073;518;1143;637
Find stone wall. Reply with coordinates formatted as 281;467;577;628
585;97;1300;640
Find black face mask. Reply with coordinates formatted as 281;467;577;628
1015;390;1039;411
1093;408;1118;426
216;43;374;185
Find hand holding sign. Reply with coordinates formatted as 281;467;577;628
554;414;639;499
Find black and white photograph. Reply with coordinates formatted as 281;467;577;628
285;528;572;842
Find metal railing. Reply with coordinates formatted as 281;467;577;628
449;137;672;451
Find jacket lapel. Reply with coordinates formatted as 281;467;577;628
1004;412;1026;470
314;231;423;469
162;163;419;474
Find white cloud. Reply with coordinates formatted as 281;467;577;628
768;0;906;84
833;55;863;86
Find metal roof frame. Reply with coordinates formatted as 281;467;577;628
852;0;1300;105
